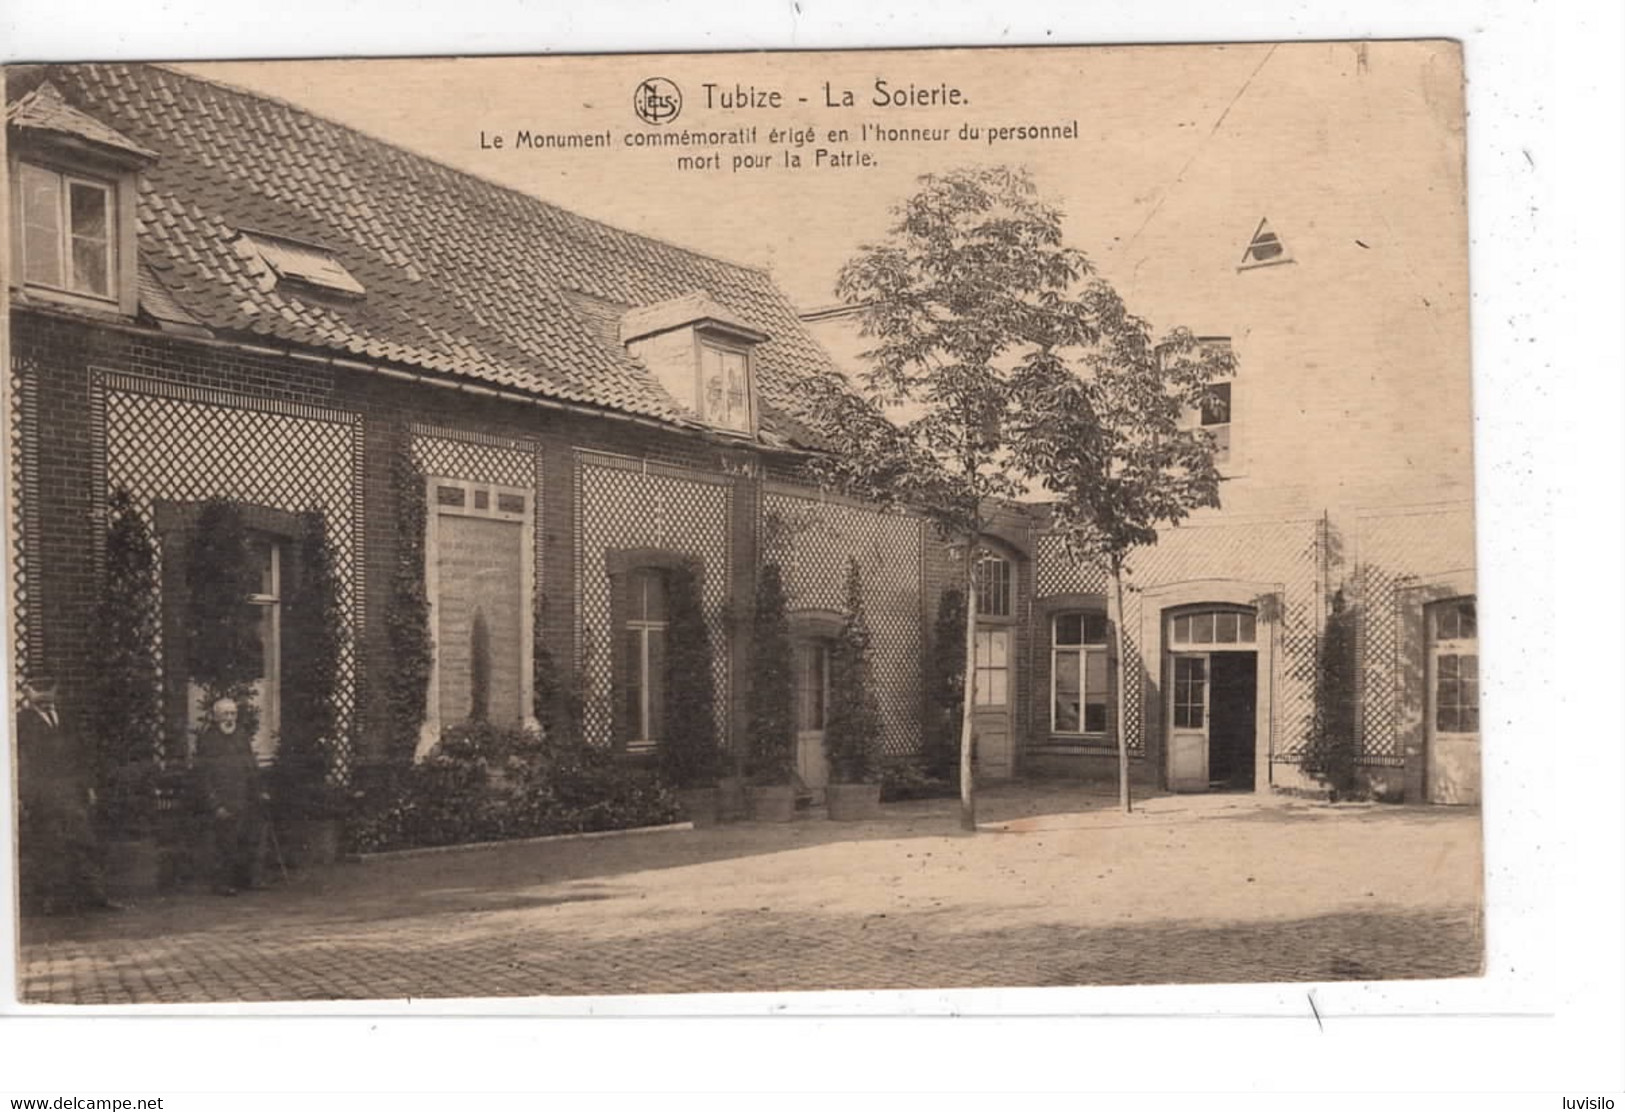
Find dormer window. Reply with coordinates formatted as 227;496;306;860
621;291;768;437
7;80;155;315
18;163;114;299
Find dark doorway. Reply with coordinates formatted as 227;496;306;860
1207;651;1257;791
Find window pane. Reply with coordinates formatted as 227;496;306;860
1238;613;1256;643
1053;649;1080;732
1460;654;1477;681
69;182;109;238
1084;649;1107;733
646;628;666;741
989;630;1008;668
987;670;1007;707
1200;381;1231;427
723;350;749;430
436;485;466;507
1215;612;1238;643
1438;654;1458;681
976;557;1010;617
1054;613;1082;646
625;628;643;733
1461;705;1479;733
21;165;63;288
1173;615;1191;643
1082;613;1108;645
1436;705;1459;733
496;493;525;515
1457;601;1477;639
1191;612;1214;643
633;570;668;623
68;183;111;296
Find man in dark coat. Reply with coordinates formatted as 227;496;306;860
193;696;266;895
15;675;113;914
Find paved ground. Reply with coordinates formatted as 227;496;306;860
14;784;1483;1003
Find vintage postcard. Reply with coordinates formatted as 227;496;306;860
3;43;1479;1005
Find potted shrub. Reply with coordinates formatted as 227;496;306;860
661;562;723;824
745;563;796;822
90;488;166;899
824;559;884;821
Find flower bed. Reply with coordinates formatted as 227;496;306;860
347;722;679;854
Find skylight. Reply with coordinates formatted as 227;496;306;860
237;229;366;298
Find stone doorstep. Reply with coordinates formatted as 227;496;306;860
348;820;695;863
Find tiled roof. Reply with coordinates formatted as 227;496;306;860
6;80;159;163
8;64;843;441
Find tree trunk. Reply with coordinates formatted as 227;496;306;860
959;535;980;831
1112;560;1132;814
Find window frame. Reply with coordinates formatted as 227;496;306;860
694;331;756;437
12;158;121;307
1429;598;1479;737
421;474;535;752
974;551;1015;621
972;627;1011;709
624;568;670;751
1050;611;1110;738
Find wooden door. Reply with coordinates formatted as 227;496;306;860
794;638;830;799
1168;653;1210;791
1426;599;1480;805
972;627;1014;779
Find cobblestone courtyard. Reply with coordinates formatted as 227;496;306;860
14;786;1483;1004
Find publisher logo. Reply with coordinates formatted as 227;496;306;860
633;77;682;125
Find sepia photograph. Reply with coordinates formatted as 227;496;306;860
3;42;1484;1006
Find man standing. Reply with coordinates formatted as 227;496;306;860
15;675;114;914
193;697;266;895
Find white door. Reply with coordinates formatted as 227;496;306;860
1426;599;1480;805
972;627;1014;779
794;638;830;799
1168;653;1209;792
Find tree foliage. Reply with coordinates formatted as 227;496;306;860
825;559;884;783
90;487;164;836
660;562;720;788
746;562;795;785
797;165;1111;828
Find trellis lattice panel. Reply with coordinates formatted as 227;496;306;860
8;356;40;681
576;452;733;748
1354;503;1475;767
762;490;925;758
1033;533;1109;598
99;376;363;774
1120;518;1322;761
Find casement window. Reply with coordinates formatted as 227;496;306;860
245;537;283;765
699;341;752;434
1200;379;1232;462
17;162;115;301
1052;612;1109;735
1168;608;1257;648
975;553;1012;618
1431;599;1479;735
624;569;669;751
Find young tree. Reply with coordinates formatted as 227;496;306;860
924;588;966;782
799;166;1103;830
185;498;263;737
746;563;795;785
662;562;720;788
1011;309;1233;812
91;487;164;836
824;559;883;784
273;511;344;825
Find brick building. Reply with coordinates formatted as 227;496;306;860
6;55;1476;821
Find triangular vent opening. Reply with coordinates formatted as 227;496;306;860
1239;218;1292;270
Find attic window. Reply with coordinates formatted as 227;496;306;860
1239;218;1293;270
238;230;365;298
620;292;768;437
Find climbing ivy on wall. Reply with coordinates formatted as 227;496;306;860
747;562;795;785
184;497;262;740
385;446;433;763
924;587;966;781
272;511;345;821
